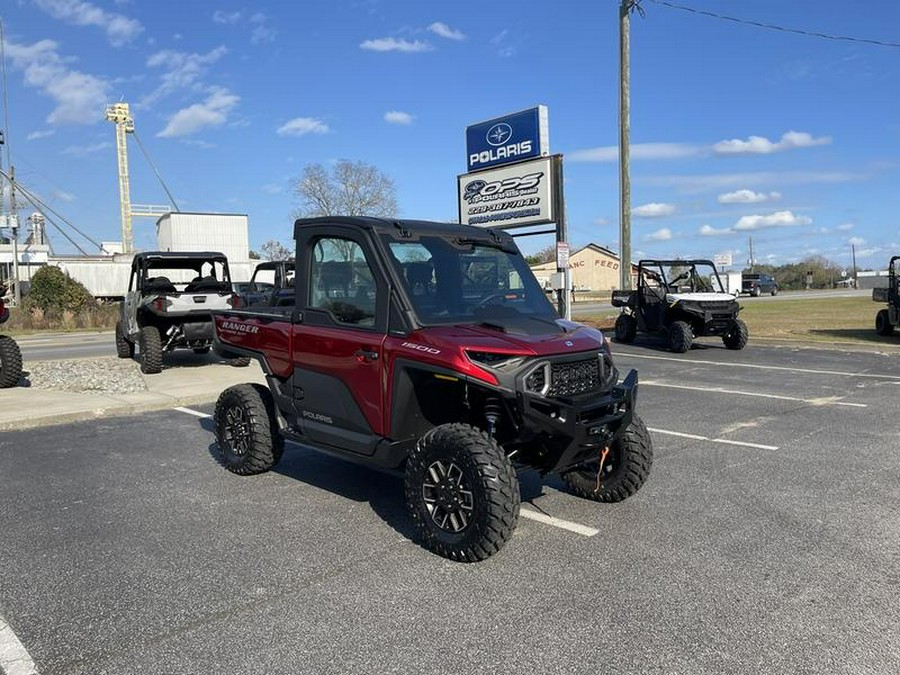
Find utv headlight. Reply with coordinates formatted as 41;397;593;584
524;362;551;396
466;351;526;371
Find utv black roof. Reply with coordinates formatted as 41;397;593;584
134;251;228;261
294;216;515;245
639;259;717;266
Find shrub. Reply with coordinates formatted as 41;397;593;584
22;266;94;313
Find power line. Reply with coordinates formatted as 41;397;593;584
645;0;900;49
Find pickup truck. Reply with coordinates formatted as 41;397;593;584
210;216;652;562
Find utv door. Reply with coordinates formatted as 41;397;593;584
637;269;667;331
292;228;388;456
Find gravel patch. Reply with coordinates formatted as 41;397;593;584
25;358;147;394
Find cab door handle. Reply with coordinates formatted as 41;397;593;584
354;348;379;361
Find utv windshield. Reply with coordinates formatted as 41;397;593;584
644;261;725;294
383;235;558;326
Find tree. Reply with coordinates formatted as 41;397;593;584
260;240;292;261
526;244;557;266
249;250;260;260
293;160;398;218
23;265;93;312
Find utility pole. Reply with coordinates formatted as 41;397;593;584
748;236;755;272
618;0;636;290
9;165;19;306
851;242;857;289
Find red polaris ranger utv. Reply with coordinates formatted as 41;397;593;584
211;217;652;562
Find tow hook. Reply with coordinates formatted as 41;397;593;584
594;447;610;494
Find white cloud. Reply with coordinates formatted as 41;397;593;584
568;142;701;163
428;22;466;40
143;46;229;106
733;210;812;231
5;39;111;125
34;0;143;46
837;223;854;231
490;30;516;58
698;224;733;236
261;183;283;194
213;10;242;24
856;247;881;258
62;141;112;156
360;37;433;53
384;110;414;125
27;129;56;140
714;130;831;155
717;189;781;204
848;236;866;246
643;228;673;242
53;189;75;202
276;117;329;136
249;13;276;44
632;203;675;218
157;88;239;137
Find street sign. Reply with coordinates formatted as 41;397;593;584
714;253;732;267
556;241;570;269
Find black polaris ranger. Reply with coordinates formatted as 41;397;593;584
612;259;748;352
210;217;653;562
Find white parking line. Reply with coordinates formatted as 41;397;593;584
649;427;779;451
519;507;599;537
619;352;900;380
0;614;38;675
642;381;867;407
174;407;211;418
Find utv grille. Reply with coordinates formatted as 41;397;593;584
548;358;603;397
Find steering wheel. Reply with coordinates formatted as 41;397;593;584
476;291;520;308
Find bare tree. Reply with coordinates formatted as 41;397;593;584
293;160;398;218
260;240;292;261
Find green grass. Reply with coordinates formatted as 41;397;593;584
581;295;900;351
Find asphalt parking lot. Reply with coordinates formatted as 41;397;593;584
1;340;899;674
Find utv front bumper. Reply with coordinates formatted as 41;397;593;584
517;369;638;474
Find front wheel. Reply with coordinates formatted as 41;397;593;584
875;309;894;336
614;313;637;343
723;318;749;350
562;414;652;502
0;335;23;388
139;325;163;374
668;320;693;353
214;384;284;475
404;423;520;562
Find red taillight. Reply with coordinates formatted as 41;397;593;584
153;297;166;312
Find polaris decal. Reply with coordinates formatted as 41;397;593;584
220;321;259;334
465;106;548;171
401;341;441;355
303;410;333;424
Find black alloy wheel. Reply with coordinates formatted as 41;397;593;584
422;459;475;534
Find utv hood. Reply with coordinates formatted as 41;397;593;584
419;320;607;357
666;292;738;303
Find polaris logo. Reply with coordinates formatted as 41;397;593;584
303;410;333;424
470;140;533;168
221;321;259;334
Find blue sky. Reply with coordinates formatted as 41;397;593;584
1;0;898;270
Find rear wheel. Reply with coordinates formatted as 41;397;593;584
562;414;652;502
723;318;749;350
115;321;135;358
771;286;778;296
875;309;894;336
139;325;163;374
668;320;693;353
214;384;284;475
0;335;23;388
404;423;520;562
614;313;637;343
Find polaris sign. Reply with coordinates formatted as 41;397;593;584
466;106;549;172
